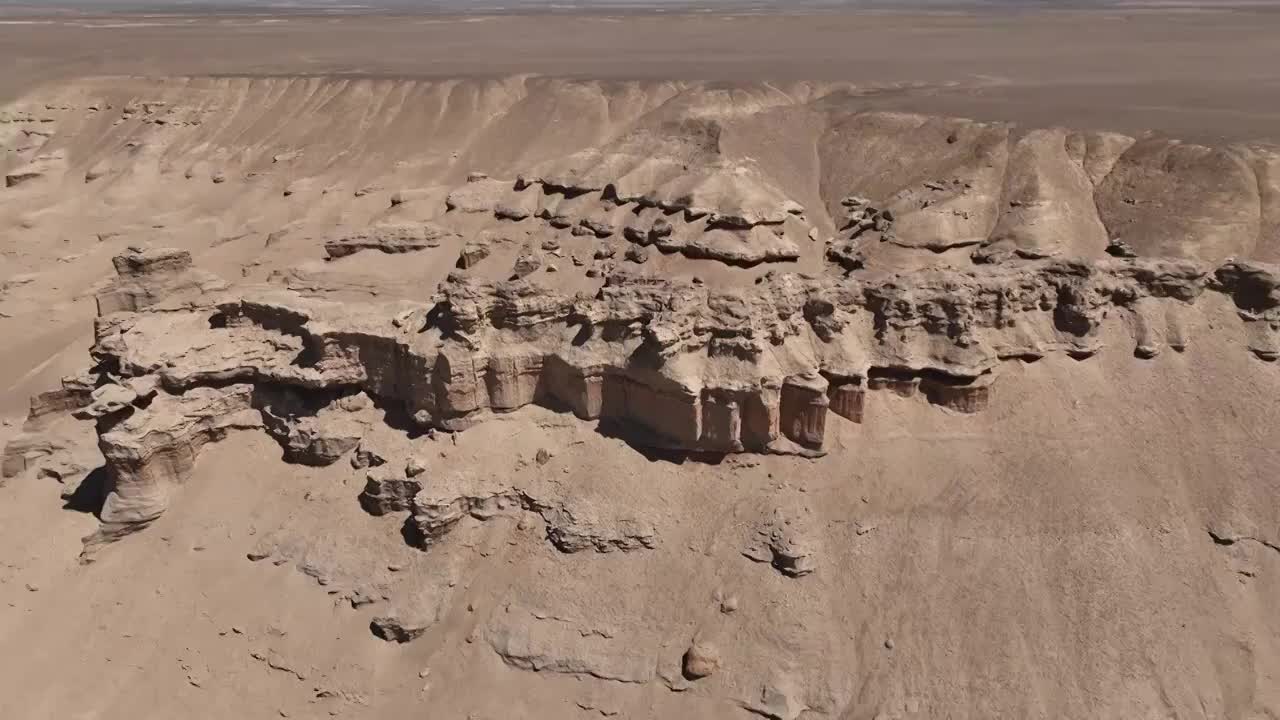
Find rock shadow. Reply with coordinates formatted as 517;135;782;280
594;418;727;466
62;465;108;517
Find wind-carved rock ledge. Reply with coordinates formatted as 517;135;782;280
443;122;811;267
29;247;1280;547
323;222;459;260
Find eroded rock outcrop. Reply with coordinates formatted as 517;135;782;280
94;246;226;315
94;383;263;534
25;373;97;425
359;467;423;516
324;222;457;259
486;605;657;683
1;433;96;484
1213;260;1280;360
370;611;433;643
32;246;1280;544
441;125;811;267
819;113;1008;253
405;475;656;554
743;507;818;578
4;152;65;187
257;390;376;466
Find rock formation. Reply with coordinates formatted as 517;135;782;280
94;246;226;315
5;72;1280;720
35;241;1273;545
93;384;262;536
324;222;457;259
487;604;658;684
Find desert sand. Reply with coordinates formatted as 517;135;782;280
2;5;1279;720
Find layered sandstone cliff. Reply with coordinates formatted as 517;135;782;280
59;245;1280;544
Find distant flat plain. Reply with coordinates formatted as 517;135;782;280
3;5;1280;142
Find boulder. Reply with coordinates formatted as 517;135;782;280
682;641;720;680
456;240;492;269
370;613;431;643
511;250;542;279
359;469;424;516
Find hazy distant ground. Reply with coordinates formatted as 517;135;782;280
7;0;1280;12
3;2;1280;142
6;0;1280;18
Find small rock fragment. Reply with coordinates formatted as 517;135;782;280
580;219;614;238
349;442;386;470
625;245;650;264
1105;238;1138;258
370;613;431;643
494;204;530;221
743;508;816;578
456;240;492;269
511;250;541;279
682;641;719;680
359;471;424;516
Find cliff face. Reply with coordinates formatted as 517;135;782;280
66;246;1280;542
